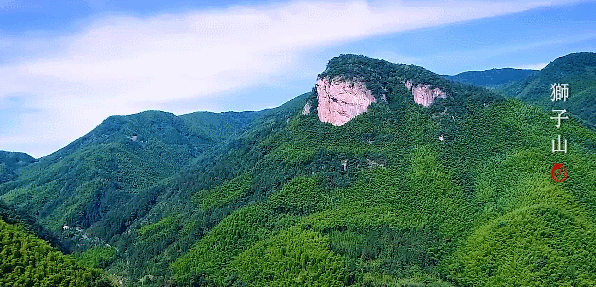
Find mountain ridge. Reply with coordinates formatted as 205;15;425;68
1;53;596;286
0;151;36;184
494;52;596;129
0;109;264;253
444;68;538;88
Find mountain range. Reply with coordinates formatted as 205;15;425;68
443;68;538;89
446;52;596;130
1;52;596;287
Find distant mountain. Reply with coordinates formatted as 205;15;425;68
495;52;596;129
2;53;596;287
0;110;262;251
0;151;36;184
444;68;538;88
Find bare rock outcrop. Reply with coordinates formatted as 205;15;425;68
302;102;311;115
316;77;376;126
405;80;447;107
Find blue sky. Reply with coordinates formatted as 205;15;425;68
1;0;595;157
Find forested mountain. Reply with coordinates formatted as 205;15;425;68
444;68;538;89
0;110;261;252
493;52;596;130
168;54;596;287
0;151;36;184
2;53;596;286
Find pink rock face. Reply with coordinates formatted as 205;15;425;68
405;80;447;107
316;77;376;126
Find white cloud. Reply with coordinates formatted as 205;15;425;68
0;0;17;10
513;62;549;70
0;0;572;157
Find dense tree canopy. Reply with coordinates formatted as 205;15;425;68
1;53;596;286
0;218;113;286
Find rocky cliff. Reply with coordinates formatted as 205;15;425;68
315;77;376;126
405;80;447;107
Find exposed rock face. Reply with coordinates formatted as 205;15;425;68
405;80;447;107
302;102;311;115
316;77;376;126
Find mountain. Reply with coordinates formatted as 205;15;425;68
494;52;596;130
0;151;36;184
0;110;261;252
444;68;538;88
167;55;596;287
2;53;596;286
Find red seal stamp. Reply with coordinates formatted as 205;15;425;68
551;163;568;182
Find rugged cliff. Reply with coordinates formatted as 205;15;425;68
313;76;448;126
315;77;376;126
405;80;447;107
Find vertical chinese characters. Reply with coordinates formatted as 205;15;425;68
551;83;569;102
551;109;568;153
550;83;569;182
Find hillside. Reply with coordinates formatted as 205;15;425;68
495;52;596;130
0;218;113;286
1;53;596;286
444;68;538;88
0;110;262;253
167;55;596;286
0;151;36;184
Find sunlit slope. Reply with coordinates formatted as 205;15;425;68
1;54;595;287
169;55;596;286
0;218;113;286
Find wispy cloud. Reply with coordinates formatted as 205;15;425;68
514;62;549;70
0;0;574;157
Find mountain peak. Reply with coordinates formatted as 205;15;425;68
313;54;452;125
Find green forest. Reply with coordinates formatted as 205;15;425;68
1;52;595;286
0;218;113;286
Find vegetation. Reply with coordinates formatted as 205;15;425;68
0;218;113;286
0;151;36;184
444;68;538;89
0;110;261;251
193;174;252;210
2;53;596;286
494;52;596;130
76;245;117;269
